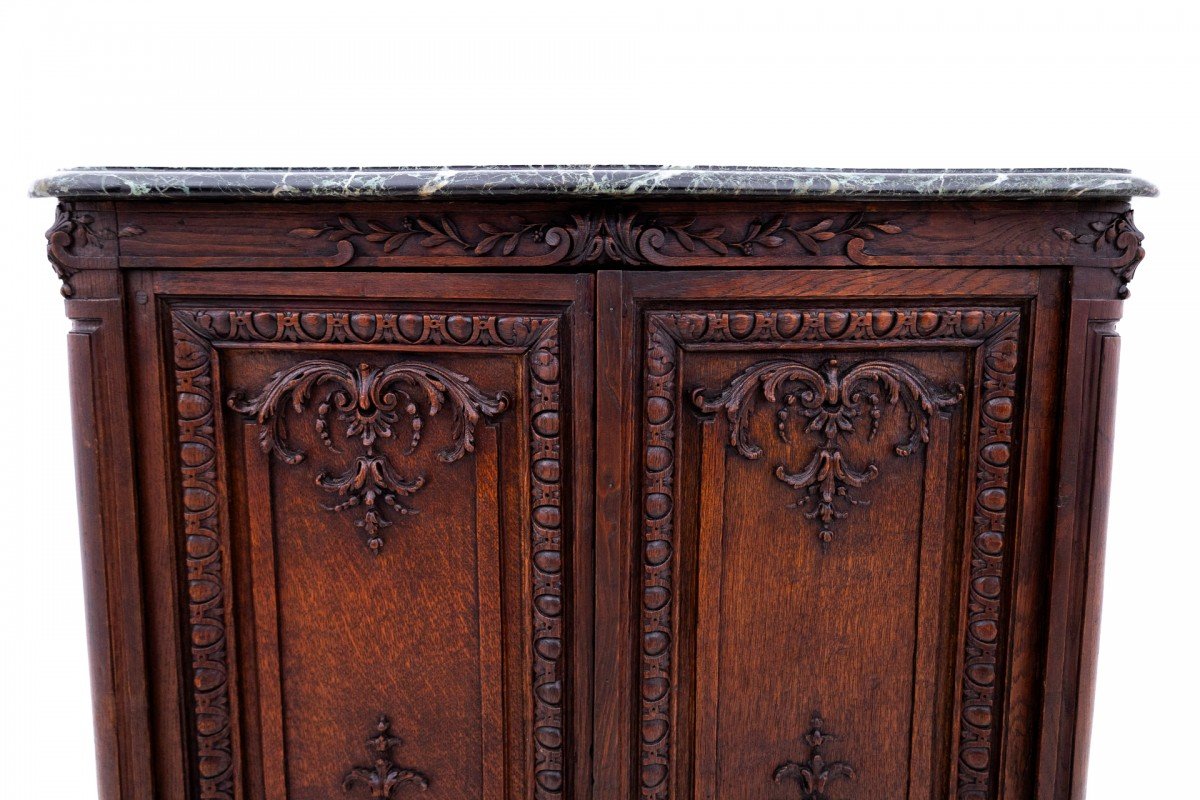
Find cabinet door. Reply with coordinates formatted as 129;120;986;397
132;272;592;800
595;269;1061;800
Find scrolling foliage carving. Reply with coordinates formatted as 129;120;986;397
639;306;1021;800
694;357;963;545
170;308;564;800
45;202;143;296
1054;209;1144;297
290;209;902;266
228;359;509;554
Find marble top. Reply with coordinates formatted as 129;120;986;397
30;166;1158;200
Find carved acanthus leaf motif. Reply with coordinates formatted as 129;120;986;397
773;713;857;800
228;359;508;553
342;714;429;797
290;210;902;265
694;357;962;545
45;202;144;295
1054;209;1144;297
560;211;644;264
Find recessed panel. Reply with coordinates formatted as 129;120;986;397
637;307;1023;800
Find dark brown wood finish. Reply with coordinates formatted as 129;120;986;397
47;190;1143;800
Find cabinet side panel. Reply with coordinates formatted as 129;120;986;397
1038;294;1125;800
1072;330;1120;799
64;288;154;800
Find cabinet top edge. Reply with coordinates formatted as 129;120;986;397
30;166;1159;201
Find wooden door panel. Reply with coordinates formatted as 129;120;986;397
683;345;970;800
225;348;512;800
617;272;1037;800
146;273;591;800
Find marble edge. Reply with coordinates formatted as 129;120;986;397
29;166;1160;200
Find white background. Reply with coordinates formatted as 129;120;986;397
1;2;1196;798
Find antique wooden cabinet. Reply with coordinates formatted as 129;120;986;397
34;167;1156;800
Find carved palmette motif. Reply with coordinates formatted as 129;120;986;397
694;357;963;545
342;714;430;797
227;359;509;554
773;713;857;800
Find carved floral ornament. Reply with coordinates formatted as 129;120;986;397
342;714;430;797
1054;209;1144;297
44;203;143;296
277;206;1143;295
693;356;963;546
289;210;903;266
227;359;508;554
44;203;1145;298
774;713;857;800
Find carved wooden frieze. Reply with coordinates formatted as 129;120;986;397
639;306;1022;800
170;307;565;800
694;356;963;546
773;714;857;800
228;359;509;554
104;200;1142;297
342;714;430;797
289;210;904;266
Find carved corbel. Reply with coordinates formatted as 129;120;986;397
45;202;142;296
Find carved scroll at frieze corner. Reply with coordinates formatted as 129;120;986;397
45;202;143;296
1054;209;1145;298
